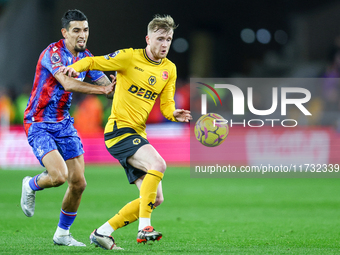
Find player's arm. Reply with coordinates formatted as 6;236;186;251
61;49;131;75
58;68;116;99
93;74;116;99
54;71;114;95
161;95;192;122
160;66;192;123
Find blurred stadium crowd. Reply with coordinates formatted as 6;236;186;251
0;79;190;134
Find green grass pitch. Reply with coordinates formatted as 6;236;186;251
1;165;340;254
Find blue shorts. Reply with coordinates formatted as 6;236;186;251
26;117;84;167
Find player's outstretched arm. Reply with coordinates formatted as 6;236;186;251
173;109;192;123
93;74;116;99
54;71;114;95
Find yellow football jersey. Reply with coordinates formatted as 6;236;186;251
69;48;177;140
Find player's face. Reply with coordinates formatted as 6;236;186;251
146;29;173;61
62;20;89;56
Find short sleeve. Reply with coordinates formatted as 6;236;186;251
86;70;105;82
41;49;65;76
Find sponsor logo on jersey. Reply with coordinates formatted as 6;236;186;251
161;70;169;80
51;53;61;63
104;55;110;60
109;50;120;58
134;66;144;72
53;46;58;52
52;62;63;68
148;76;156;85
128;85;158;101
133;138;141;145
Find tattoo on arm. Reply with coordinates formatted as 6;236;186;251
94;76;111;86
94;75;114;99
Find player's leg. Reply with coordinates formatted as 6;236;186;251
52;118;87;246
155;181;164;207
62;155;86;212
90;198;139;250
93;131;163;246
135;177;164;207
94;178;163;237
127;144;165;243
35;150;69;188
90;161;164;246
91;163;143;250
21;123;68;217
90;179;164;249
52;155;87;246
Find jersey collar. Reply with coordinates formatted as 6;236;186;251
62;39;85;59
143;49;162;65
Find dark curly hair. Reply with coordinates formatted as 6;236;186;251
61;9;87;30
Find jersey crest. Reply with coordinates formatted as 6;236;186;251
148;76;156;85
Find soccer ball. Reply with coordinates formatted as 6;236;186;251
194;113;229;147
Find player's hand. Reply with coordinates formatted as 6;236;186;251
58;66;80;77
109;74;116;87
173;109;192;122
106;74;116;99
103;83;115;95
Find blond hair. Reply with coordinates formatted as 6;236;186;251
147;14;178;34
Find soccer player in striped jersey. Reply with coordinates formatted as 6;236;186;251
61;15;192;249
20;9;117;247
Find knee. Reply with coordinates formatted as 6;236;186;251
79;179;87;193
152;158;167;173
69;177;87;194
47;167;68;187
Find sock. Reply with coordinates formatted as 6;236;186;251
29;175;44;191
138;217;151;231
55;226;69;236
101;198;140;235
139;170;163;229
57;209;77;234
96;222;114;236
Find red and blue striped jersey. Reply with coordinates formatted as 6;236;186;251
24;39;104;124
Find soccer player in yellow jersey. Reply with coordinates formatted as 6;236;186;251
60;15;192;249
